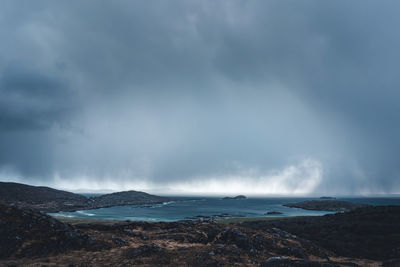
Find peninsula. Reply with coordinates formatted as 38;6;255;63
0;182;173;213
284;200;370;212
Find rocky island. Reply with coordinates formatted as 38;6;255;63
284;200;370;212
265;211;283;215
320;196;336;200
222;195;247;200
0;182;173;213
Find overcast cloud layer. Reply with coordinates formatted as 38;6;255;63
0;0;399;195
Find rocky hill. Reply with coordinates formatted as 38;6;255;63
0;182;88;212
87;190;173;209
0;182;172;212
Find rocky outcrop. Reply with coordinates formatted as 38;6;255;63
123;243;165;258
283;200;370;212
185;213;245;221
260;257;346;267
0;203;98;259
218;227;252;250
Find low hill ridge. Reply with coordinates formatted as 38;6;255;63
0;182;172;212
87;190;172;209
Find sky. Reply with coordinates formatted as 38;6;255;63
0;1;399;195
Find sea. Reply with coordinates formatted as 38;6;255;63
49;196;400;222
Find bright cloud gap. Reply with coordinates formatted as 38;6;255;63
0;158;322;196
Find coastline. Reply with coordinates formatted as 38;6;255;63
55;214;307;225
55;216;124;225
2;204;399;266
216;215;311;223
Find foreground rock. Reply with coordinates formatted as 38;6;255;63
242;206;400;261
0;203;100;259
260;257;343;267
0;182;173;212
222;195;247;200
1;204;394;266
185;213;246;221
284;200;370;212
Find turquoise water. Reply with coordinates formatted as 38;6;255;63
49;197;400;222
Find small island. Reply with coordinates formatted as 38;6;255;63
265;211;283;215
319;196;336;200
222;195;247;200
284;200;370;212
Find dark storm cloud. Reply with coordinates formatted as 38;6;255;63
0;0;399;194
0;65;76;131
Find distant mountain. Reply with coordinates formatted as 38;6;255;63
0;182;173;212
319;196;336;200
222;195;247;200
284;200;370;212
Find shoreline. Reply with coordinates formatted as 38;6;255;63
54;214;314;225
55;216;125;225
